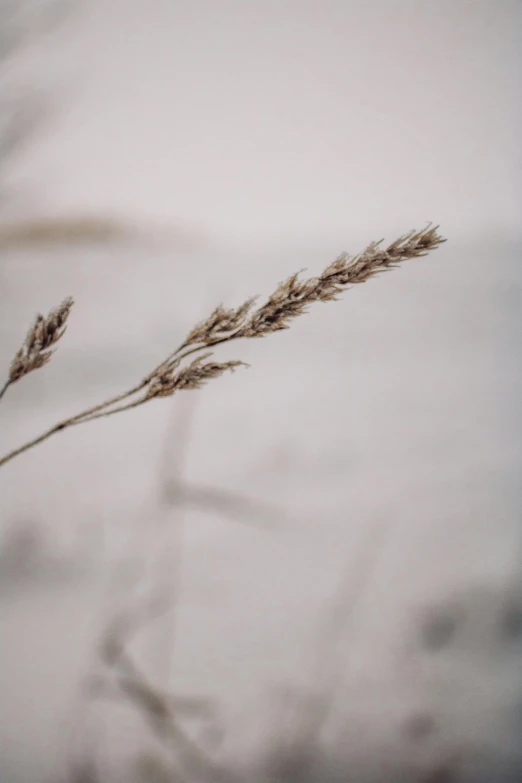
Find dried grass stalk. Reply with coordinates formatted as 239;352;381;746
0;225;445;467
145;353;247;399
0;296;73;399
180;225;445;345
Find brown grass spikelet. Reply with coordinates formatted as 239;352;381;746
237;224;445;338
7;296;74;385
146;353;247;399
183;298;257;347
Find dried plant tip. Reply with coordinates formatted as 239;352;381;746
237;224;445;338
174;357;247;391
146;353;247;399
8;296;74;384
320;225;446;288
183;297;258;346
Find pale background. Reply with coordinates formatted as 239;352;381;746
0;2;521;782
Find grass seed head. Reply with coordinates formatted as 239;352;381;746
8;296;74;384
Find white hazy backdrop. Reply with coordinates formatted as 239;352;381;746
1;2;521;782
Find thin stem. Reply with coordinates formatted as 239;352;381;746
0;334;235;468
0;418;77;467
150;331;243;378
145;340;189;378
70;381;148;422
0;380;10;401
78;396;149;424
159;333;242;371
0;380;147;468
